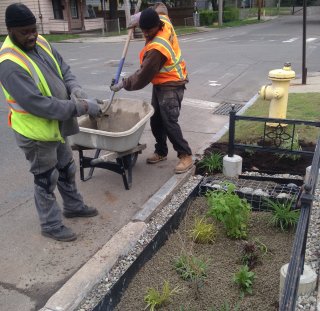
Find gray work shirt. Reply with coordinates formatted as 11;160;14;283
0;40;81;137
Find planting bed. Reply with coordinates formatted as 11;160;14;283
115;196;295;311
76;140;315;311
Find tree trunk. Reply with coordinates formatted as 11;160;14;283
109;0;118;19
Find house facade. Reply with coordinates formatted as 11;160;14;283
0;0;104;35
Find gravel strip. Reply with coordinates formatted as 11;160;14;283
76;174;320;311
76;175;203;311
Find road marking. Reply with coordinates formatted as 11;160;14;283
307;38;317;42
180;37;204;42
183;97;220;109
209;80;221;86
196;37;218;42
88;58;100;62
282;37;298;43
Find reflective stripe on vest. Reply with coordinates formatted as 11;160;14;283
37;35;62;78
0;47;40;91
139;14;187;85
151;36;184;79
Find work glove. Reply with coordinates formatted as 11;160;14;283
71;87;88;99
110;80;124;92
72;95;102;118
127;12;141;29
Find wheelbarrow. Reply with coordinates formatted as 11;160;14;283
68;98;154;189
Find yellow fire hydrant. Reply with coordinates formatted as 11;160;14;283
259;63;295;126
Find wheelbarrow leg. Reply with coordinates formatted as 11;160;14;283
79;149;101;181
117;157;131;190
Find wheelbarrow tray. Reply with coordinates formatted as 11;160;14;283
68;98;154;152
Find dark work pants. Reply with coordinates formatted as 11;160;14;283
14;131;84;231
150;85;192;158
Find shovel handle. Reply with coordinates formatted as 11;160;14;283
105;0;142;114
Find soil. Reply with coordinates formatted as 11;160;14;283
195;142;315;176
115;197;295;311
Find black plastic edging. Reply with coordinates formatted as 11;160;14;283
92;181;202;311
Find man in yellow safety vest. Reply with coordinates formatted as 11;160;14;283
111;2;193;174
0;3;103;242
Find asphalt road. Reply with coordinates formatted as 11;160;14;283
0;14;319;311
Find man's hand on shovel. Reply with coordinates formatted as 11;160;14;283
110;79;124;92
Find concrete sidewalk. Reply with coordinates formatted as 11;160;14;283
39;75;320;311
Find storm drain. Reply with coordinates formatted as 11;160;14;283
213;102;244;115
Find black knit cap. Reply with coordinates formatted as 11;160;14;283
5;3;36;28
139;7;160;30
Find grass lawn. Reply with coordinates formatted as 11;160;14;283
219;92;320;144
0;33;80;43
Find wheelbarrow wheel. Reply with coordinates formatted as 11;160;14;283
123;152;138;169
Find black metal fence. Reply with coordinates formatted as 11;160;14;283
227;105;320;158
226;106;320;309
279;136;320;311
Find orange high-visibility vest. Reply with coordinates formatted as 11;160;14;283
139;14;188;85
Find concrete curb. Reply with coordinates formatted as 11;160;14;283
40;167;195;311
133;166;196;222
41;221;146;311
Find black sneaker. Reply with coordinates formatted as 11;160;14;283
63;205;98;218
41;225;77;242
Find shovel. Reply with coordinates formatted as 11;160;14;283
101;0;142;116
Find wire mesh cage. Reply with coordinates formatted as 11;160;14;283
199;176;301;211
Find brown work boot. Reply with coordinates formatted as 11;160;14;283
174;155;193;174
146;153;167;164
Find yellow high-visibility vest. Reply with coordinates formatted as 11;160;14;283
0;35;64;141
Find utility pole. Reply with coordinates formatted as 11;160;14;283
218;0;223;26
302;0;307;84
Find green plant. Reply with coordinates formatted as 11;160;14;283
240;241;260;270
209;300;240;311
206;183;251;239
144;280;181;311
277;134;302;160
233;265;255;295
174;254;207;281
264;198;300;231
198;152;223;174
189;216;216;244
253;237;268;255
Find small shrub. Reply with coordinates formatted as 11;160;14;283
276;134;302;161
264;198;300;231
199;10;218;25
206;183;251;239
233;265;255;295
198;152;223;174
189;216;216;244
240;241;260;270
144;280;181;311
174;254;207;281
223;7;240;22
